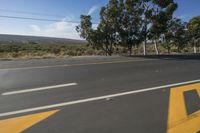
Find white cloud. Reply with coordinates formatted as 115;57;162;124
87;5;99;15
29;19;81;40
30;25;41;32
179;15;188;19
175;14;190;21
92;23;99;29
29;14;99;40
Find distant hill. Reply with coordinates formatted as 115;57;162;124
0;34;86;45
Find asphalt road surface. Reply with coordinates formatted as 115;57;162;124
0;55;199;133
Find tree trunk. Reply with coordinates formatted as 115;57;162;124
154;40;159;55
108;52;112;56
105;44;109;56
143;40;147;56
107;48;112;56
109;43;113;56
129;45;133;56
167;47;170;54
194;45;197;54
177;47;180;53
104;43;112;56
167;42;171;54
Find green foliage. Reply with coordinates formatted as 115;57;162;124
173;20;188;52
187;16;200;47
118;0;143;55
77;0;181;56
0;0;197;58
150;0;178;38
77;0;122;56
76;15;92;39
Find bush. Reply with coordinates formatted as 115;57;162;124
0;42;198;59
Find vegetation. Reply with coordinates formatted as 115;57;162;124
0;40;199;59
77;0;200;56
0;0;199;59
0;43;106;59
187;16;200;53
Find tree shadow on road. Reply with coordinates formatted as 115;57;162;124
127;54;200;61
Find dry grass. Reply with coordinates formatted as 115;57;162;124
0;43;198;60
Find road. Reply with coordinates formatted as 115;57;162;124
0;55;199;133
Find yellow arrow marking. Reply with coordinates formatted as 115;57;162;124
0;110;59;133
167;83;200;133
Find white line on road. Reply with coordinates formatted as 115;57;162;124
0;79;200;117
2;83;78;96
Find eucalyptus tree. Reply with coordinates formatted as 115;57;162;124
77;0;178;56
140;0;153;55
170;19;188;52
162;18;178;54
96;0;120;56
150;0;178;54
77;0;120;56
187;16;200;53
76;15;93;44
118;0;143;55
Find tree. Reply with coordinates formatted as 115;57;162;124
150;0;178;54
140;0;153;55
77;0;120;56
96;0;120;56
163;18;178;54
76;15;93;43
163;29;174;54
187;16;200;53
170;19;188;52
118;0;143;55
77;0;178;56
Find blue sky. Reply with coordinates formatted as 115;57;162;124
0;0;199;39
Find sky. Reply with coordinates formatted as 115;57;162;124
0;0;199;40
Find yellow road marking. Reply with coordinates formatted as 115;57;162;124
167;83;200;133
0;59;154;71
0;110;59;133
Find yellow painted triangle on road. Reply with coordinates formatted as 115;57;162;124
0;110;59;133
